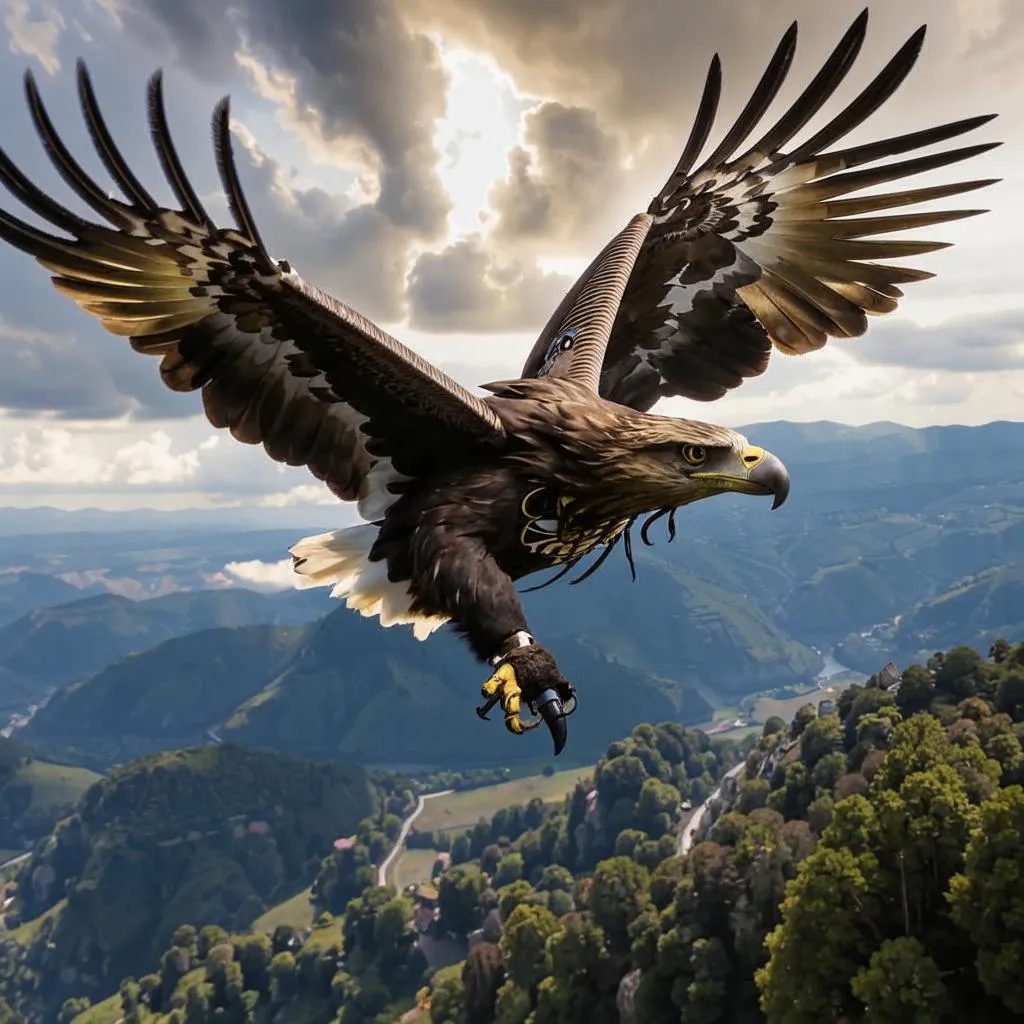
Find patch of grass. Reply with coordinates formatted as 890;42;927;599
416;766;592;834
711;706;740;721
252;886;315;934
713;725;761;742
390;848;438;890
17;758;101;813
303;913;345;953
9;897;66;945
753;687;839;726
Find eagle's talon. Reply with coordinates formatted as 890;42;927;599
480;643;574;756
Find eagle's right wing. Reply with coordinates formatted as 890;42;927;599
520;11;1000;412
0;64;506;521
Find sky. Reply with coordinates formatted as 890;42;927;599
0;0;1021;513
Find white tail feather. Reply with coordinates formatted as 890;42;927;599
289;525;448;641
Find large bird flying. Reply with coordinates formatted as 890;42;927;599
0;10;999;755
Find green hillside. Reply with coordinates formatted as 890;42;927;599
0;586;327;700
8;743;375;1008
0;738;101;854
837;562;1024;671
22;624;307;769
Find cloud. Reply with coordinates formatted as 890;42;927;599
258;483;335;507
848;309;1024;372
0;0;1020;515
407;235;572;332
221;557;297;592
404;0;1022;138
0;427;218;486
224;122;418;321
4;0;65;74
488;101;625;249
893;372;975;406
120;0;451;233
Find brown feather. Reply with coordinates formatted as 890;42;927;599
540;13;1000;411
0;60;507;517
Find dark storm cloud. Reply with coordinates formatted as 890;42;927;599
0;0;458;421
404;0;1015;137
399;0;1014;332
121;0;451;236
406;236;572;332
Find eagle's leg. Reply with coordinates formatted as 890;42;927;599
412;525;576;755
479;640;578;754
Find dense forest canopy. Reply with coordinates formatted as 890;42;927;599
0;639;1021;1023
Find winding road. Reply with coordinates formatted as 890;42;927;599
678;762;745;856
377;789;453;886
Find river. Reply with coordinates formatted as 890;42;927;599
814;648;864;686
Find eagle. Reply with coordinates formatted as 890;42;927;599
0;11;999;756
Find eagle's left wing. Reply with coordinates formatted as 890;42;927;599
0;65;506;522
521;13;1000;412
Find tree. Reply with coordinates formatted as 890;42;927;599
500;903;559;992
934;646;983;700
596;755;648;805
792;705;816;737
762;716;787;738
948;785;1024;1015
430;964;466;1024
463;941;504;1024
536;865;574;894
849;937;950;1022
58;1000;90;1024
439;865;486;935
800;715;842;769
535;913;619;1024
269;951;297;1005
236;933;272;997
587;857;651;955
494;852;524;887
738;778;769;813
758;845;880;1023
894;665;935;714
996;669;1024;720
498;880;533;922
635;778;680;839
990;638;1012;663
451;832;472;864
183;984;210;1024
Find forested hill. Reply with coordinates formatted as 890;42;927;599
2;638;1022;1023
4;744;376;1005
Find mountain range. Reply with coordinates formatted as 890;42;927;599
3;419;1022;769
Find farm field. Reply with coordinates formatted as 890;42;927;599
389;848;440;889
252;886;316;934
415;765;593;835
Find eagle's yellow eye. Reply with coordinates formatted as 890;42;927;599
681;444;707;466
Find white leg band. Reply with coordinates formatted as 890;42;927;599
490;630;534;665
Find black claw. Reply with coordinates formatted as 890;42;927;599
475;693;500;721
535;688;569;756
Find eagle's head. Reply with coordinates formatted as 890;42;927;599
566;410;791;521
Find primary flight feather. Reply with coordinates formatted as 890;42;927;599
0;9;999;755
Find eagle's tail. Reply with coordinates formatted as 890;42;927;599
289;525;448;641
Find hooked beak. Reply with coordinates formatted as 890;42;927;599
746;448;790;510
690;445;791;510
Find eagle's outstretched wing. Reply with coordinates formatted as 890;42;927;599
0;64;506;521
521;11;1000;411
